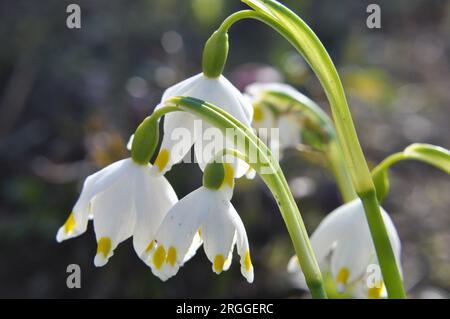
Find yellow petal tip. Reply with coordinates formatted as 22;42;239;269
154;149;170;172
244;251;252;272
63;212;76;234
96;237;112;258
213;255;225;274
166;246;177;267
222;163;234;188
153;245;166;269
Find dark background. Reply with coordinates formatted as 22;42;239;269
0;0;448;298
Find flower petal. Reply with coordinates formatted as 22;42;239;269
132;164;178;258
330;199;402;288
91;174;136;267
228;203;254;283
149;187;210;281
151;112;196;175
277;115;302;149
56;159;129;242
201;200;236;275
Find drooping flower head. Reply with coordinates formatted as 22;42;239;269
287;199;402;299
152;73;254;177
145;160;254;283
56;158;178;267
245;82;335;157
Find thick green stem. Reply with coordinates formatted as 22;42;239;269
222;0;406;298
219;149;327;298
359;190;406;298
264;171;327;298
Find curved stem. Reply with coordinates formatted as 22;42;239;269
373;152;405;174
218;10;265;33
215;148;327;298
159;96;327;298
372;144;450;203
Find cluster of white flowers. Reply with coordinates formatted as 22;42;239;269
56;72;402;298
57;72;255;282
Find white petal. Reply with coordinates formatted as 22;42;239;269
151;111;196;175
277;115;302;149
132;164;178;258
308;201;353;264
245;167;256;180
157;73;253;175
228;203;254;283
330;199;402;287
149;187;210;281
183;231;203;263
56;159;130;242
287;255;308;290
190;75;251;126
201;200;236;275
126;134;134;151
91;172;136;267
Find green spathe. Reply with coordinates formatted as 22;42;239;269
202;30;229;78
131;116;159;165
203;162;225;190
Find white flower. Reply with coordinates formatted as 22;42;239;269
145;162;254;283
152;73;253;177
56;158;178;267
287;199;402;299
245;82;303;153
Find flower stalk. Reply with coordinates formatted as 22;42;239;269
211;0;406;297
372;143;450;203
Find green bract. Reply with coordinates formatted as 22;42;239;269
131;116;160;165
203;162;225;190
202;30;229;78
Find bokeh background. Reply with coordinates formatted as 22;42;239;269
0;0;449;298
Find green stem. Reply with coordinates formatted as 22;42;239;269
359;190;405;298
223;0;406;298
219;149;327;298
373;152;404;174
217;10;264;33
372;144;450;203
159;96;328;298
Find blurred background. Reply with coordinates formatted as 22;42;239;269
0;0;449;298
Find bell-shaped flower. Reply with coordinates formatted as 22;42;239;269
245;82;303;153
152;73;253;177
144;161;254;283
287;199;402;299
56;158;178;267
